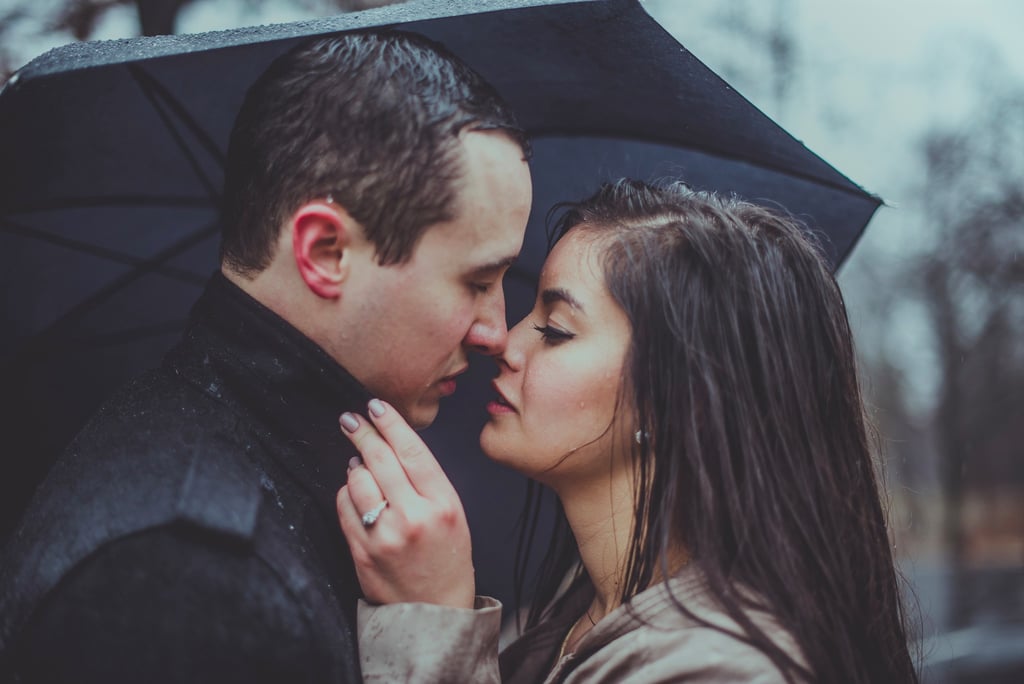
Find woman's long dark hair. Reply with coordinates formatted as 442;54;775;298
515;179;918;683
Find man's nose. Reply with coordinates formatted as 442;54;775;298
464;292;508;356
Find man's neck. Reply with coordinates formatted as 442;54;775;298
221;262;343;364
221;263;298;323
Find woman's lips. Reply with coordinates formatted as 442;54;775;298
486;400;516;415
487;381;516;415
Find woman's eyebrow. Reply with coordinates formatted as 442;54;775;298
541;287;584;312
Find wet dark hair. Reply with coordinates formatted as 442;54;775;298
220;31;529;275
517;179;918;683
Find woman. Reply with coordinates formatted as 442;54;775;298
336;180;918;683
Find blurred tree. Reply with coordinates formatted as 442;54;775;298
700;0;797;118
916;89;1024;628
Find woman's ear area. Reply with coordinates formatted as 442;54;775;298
291;200;360;299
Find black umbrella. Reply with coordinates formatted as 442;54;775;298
0;0;879;601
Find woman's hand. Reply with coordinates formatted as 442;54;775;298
337;399;475;609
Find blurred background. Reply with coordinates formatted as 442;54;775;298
2;1;1021;681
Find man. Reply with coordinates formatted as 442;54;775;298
0;31;532;682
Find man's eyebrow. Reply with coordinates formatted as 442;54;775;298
468;255;518;277
541;287;584;312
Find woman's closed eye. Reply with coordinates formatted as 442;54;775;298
532;323;575;345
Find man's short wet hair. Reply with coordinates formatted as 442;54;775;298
220;31;530;274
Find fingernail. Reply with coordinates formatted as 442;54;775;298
340;412;359;433
348;456;363;470
368;399;386;417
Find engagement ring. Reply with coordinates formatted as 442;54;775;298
361;499;388;527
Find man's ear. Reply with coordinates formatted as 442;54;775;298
291;201;358;299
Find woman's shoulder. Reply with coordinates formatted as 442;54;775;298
572;568;806;683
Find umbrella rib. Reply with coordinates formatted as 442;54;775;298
8;222;219;364
128;64;222;201
127;65;227;169
1;218;207;286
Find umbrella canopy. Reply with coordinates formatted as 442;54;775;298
0;0;880;600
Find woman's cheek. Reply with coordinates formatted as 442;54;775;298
528;358;609;430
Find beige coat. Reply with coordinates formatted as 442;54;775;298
358;566;806;683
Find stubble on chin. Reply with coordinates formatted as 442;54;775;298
403;399;439;431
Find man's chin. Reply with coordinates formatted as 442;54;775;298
402;399;440;430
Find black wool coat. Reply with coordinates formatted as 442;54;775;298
0;273;371;683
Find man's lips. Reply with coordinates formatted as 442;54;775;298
438;367;468;396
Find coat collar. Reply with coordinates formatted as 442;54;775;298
501;564;711;684
165;271;372;520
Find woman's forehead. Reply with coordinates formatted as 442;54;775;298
539;231;615;312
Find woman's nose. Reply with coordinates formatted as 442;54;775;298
496;317;530;372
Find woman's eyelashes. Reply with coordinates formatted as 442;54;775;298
532;323;575;345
